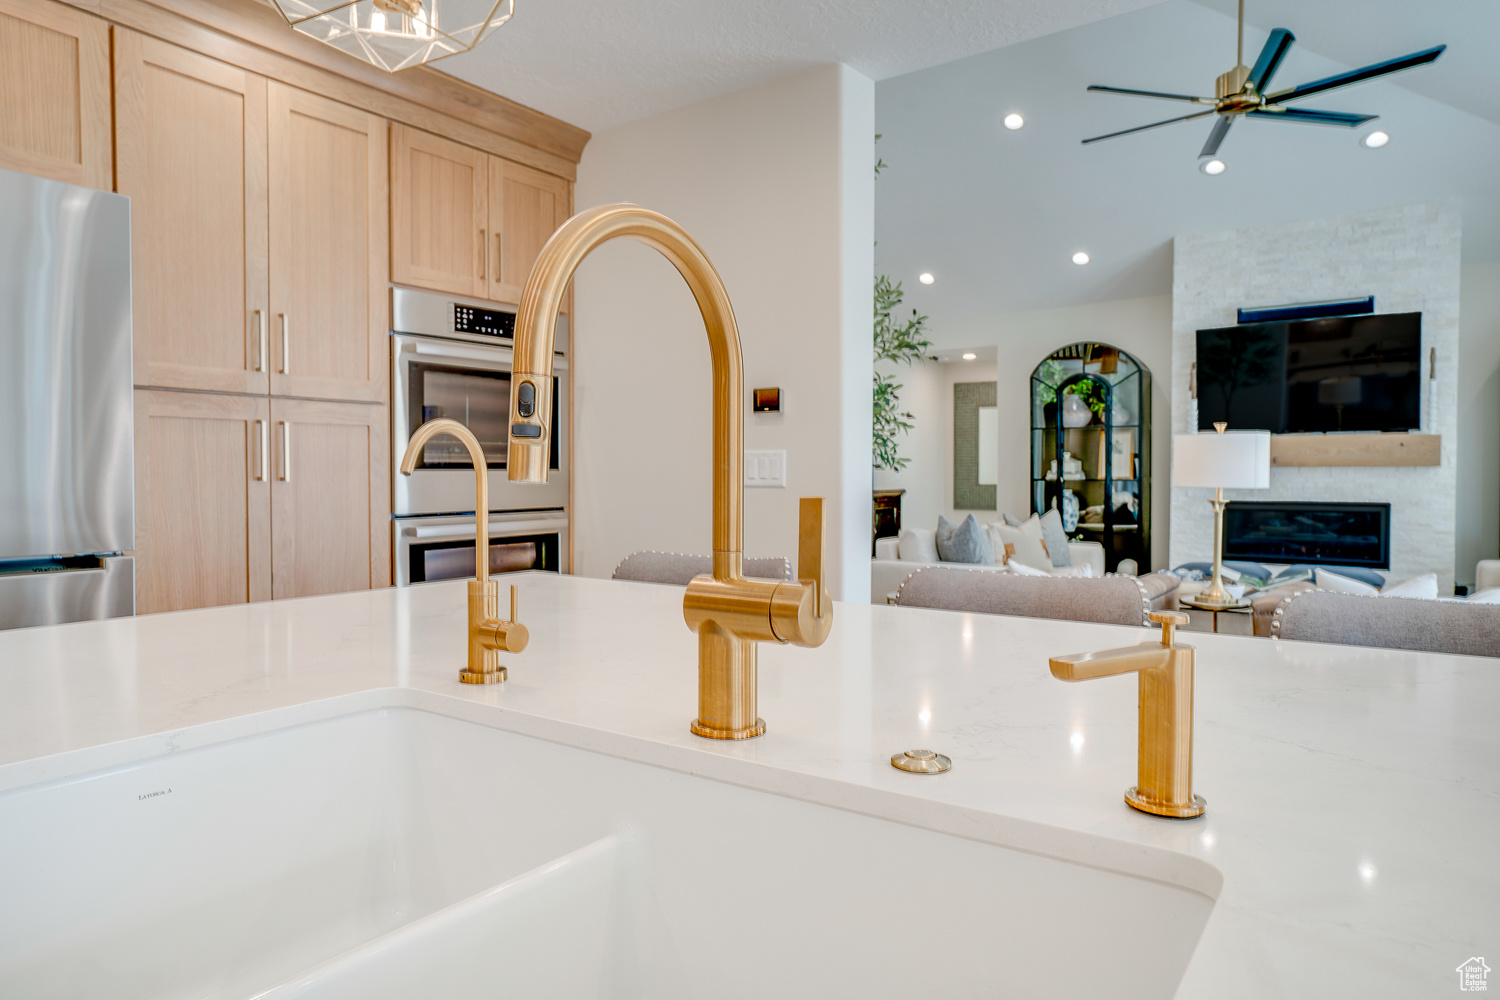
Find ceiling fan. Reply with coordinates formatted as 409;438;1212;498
1081;0;1445;157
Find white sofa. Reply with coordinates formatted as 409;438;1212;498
871;533;1106;604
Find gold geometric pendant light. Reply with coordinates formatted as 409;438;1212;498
271;0;514;72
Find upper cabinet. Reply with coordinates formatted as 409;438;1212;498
390;125;488;298
115;31;270;395
391;123;571;307
488;158;570;306
0;0;111;189
268;84;389;403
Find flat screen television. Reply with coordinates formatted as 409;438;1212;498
1196;311;1421;432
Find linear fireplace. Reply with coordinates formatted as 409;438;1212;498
1223;501;1391;570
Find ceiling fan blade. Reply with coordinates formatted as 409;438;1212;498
1247;107;1378;127
1266;44;1445;104
1081;109;1215;145
1246;28;1296;92
1087;85;1214;105
1199;115;1233;157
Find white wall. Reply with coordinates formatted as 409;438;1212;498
572;65;874;600
879;294;1173;569
1458;260;1500;586
1171;202;1462;590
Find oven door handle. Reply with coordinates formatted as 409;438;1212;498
397;338;569;371
400;516;569;541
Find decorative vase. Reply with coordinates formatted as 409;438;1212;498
1111;400;1131;426
1061;489;1080;532
1061;393;1091;428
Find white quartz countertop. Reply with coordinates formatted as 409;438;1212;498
1;573;1496;997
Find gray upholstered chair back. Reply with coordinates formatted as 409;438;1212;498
1272;590;1500;657
896;567;1154;627
611;551;793;587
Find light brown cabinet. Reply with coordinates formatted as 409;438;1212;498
134;390;272;615
268;398;390;599
391;123;571;306
269;84;390;404
115;31;270;395
0;0;111;189
135;391;389;612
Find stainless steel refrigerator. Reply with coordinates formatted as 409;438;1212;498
0;167;134;629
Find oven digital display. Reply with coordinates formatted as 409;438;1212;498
453;304;516;338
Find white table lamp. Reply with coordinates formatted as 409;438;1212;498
1173;422;1271;606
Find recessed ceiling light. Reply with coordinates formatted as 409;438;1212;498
1199;158;1227;176
1361;130;1390;149
962;352;977;361
918;272;935;285
1003;113;1024;131
1071;251;1090;266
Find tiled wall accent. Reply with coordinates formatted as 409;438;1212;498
1171;201;1461;589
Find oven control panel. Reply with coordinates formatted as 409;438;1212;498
453;304;516;339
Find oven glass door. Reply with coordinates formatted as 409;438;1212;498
405;362;561;472
407;532;560;584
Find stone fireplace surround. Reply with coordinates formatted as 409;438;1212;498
1171;202;1460;591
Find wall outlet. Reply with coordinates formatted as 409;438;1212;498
744;450;786;488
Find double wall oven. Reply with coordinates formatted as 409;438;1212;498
391;288;569;585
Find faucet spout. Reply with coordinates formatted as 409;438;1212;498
399;418;528;684
505;204;833;739
1050;611;1204;818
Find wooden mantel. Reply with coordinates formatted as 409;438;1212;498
1269;432;1441;468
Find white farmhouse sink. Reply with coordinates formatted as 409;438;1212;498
0;708;1215;998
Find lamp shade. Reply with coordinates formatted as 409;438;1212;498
1173;429;1271;489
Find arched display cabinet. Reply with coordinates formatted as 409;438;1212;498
1030;342;1151;572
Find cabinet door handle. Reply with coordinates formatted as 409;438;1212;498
253;419;267;481
253;310;266;372
278;421;290;482
278;314;289;374
479;228;487;280
494;232;503;282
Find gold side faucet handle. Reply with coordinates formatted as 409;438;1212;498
479;584;529;653
1150;610;1191;647
767;496;834;648
798;496;828;618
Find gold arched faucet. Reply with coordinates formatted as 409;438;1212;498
399;418;528;684
504;204;834;739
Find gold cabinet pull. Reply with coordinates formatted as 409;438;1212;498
479;228;487;280
253;419;267;481
252;309;266;372
278;314;289;374
278;420;290;482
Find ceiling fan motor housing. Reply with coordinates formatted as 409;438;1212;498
1216;65;1251;100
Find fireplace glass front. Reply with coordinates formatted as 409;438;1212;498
1222;501;1391;569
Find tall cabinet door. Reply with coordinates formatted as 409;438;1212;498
488;157;571;306
390;124;487;298
115;31;269;395
268;84;388;403
268;398;390;599
0;0;111;188
134;390;272;614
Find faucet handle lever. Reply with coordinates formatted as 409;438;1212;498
1150;610;1191;647
797;497;828;618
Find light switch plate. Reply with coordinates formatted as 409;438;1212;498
745;450;786;488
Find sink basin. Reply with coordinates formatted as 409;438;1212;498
0;707;1215;998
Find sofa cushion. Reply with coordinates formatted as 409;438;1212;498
935;514;993;565
1037;509;1072;567
1286;564;1384;588
897;527;939;564
1383;572;1439;600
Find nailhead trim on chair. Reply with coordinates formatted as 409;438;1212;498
1269;587;1327;640
611;551;793;581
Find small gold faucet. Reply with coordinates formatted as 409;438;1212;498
399;418;528;684
1050;611;1204;818
502;204;834;739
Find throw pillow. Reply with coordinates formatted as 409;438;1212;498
898;528;939;564
1037;508;1072;567
1008;559;1050;576
1382;572;1438;600
999;517;1051;570
1314;567;1380;597
935;514;994;565
1468;588;1500;604
1288;564;1384;589
1048;563;1095;578
1001;511;1022;527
